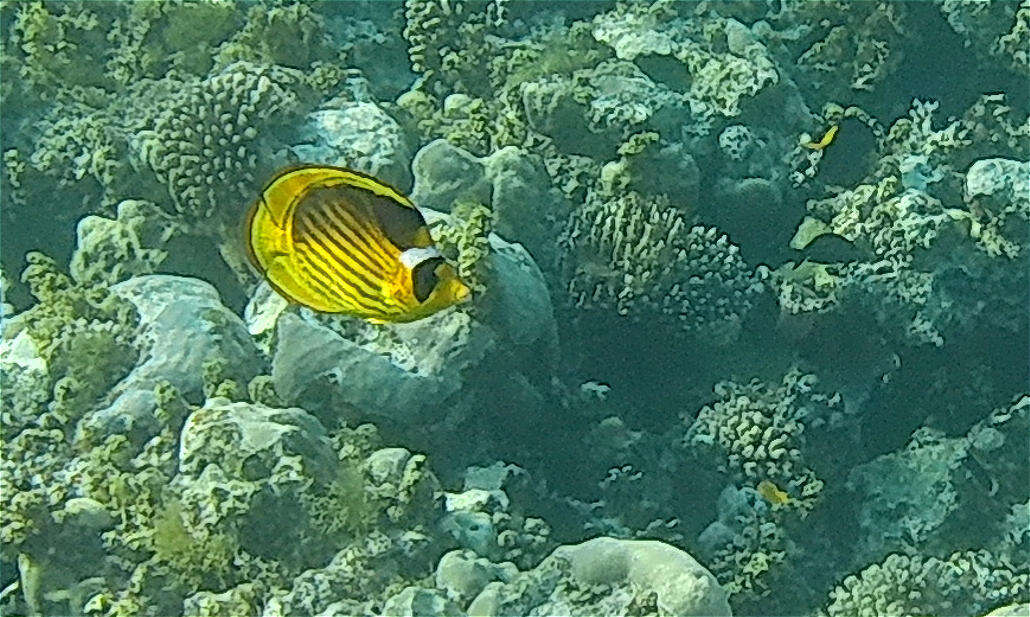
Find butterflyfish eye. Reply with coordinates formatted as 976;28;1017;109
412;257;445;303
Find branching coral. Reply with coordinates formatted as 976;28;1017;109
821;550;1029;617
560;190;764;336
68;200;176;287
11;252;139;417
939;0;1028;73
430;200;494;297
686;369;837;514
783;97;1029;346
8;1;114;93
213;1;338;72
791;2;907;93
402;0;503;98
701;487;790;602
132;61;311;221
590;1;779;121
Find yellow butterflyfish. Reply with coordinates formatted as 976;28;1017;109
245;166;470;323
803;124;839;150
757;479;790;505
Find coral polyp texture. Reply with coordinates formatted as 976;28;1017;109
133;62;310;220
1;1;1027;616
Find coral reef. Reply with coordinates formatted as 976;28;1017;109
133;61;312;221
1;2;1027;616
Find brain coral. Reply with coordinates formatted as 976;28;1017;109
560;191;764;336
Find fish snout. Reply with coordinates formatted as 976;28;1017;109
455;281;472;304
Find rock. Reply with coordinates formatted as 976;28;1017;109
847;429;968;563
984;604;1030;617
243;281;289;353
965;158;1029;204
271;311;480;428
468;536;731;616
561;538;729;614
366;447;414;485
291;102;413;191
1;329;46;373
435;549;513;606
76;386;160;447
410;142;566;268
53;498;115;532
178;398;336;485
109;275;265;404
466;582;503;617
269;220;556;434
410;139;492;212
481;147;561;267
381;586;461;617
479;234;557;362
440;509;497;559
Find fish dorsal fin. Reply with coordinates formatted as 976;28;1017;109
261;166;416;230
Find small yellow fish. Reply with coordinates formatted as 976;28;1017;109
757;479;790;505
245;166;470;323
803;124;839;150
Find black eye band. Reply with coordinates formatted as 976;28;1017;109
412;257;445;303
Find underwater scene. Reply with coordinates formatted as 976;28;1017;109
1;1;1028;616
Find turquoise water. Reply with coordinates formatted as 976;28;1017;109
1;1;1027;616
